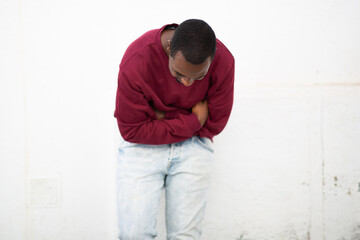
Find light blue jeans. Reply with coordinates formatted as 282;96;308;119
116;136;214;240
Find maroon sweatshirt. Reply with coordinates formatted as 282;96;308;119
114;24;235;145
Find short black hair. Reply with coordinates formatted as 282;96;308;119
170;19;216;65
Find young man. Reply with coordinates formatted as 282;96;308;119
114;19;235;239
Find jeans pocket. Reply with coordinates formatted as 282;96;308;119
195;136;214;153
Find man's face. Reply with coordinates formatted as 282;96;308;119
168;51;212;87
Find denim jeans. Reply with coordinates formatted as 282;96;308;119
116;136;214;240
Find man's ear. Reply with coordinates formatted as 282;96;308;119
167;40;171;56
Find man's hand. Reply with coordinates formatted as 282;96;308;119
192;100;208;126
153;107;165;120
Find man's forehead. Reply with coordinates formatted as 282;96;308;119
171;52;211;77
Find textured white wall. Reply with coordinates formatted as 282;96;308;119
1;0;359;239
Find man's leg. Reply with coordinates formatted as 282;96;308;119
165;137;214;240
116;141;168;240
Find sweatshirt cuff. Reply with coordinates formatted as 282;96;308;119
185;113;202;134
165;110;178;119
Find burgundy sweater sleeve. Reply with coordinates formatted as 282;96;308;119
115;69;202;145
198;62;235;140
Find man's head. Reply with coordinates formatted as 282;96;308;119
167;19;216;86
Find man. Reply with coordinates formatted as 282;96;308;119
114;19;234;240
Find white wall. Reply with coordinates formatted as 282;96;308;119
1;0;359;239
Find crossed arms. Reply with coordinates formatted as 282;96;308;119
153;100;208;127
115;62;234;145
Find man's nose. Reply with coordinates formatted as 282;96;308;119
181;77;193;86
